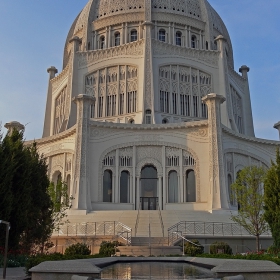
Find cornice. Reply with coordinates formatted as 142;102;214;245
25;126;77;146
89;120;208;130
222;125;280;146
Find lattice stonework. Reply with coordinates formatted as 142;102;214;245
151;0;201;19
159;65;211;118
53;86;68;135
85;65;138;118
230;85;243;134
95;0;145;19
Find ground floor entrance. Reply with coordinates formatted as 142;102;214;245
140;197;158;210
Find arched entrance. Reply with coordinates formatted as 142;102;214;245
140;165;158;210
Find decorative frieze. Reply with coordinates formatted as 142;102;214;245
78;40;144;68
152;40;219;66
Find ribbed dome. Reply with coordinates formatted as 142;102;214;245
63;0;233;68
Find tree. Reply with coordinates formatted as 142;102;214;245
48;180;73;233
231;166;268;252
0;128;53;253
264;148;280;249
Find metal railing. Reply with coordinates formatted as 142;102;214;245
53;221;132;245
156;199;164;237
168;221;272;246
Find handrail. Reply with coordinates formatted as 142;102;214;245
157;198;164;237
134;198;141;237
172;231;204;247
54;221;132;244
168;221;272;246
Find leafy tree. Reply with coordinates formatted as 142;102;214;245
264;148;280;249
231;166;268;252
48;180;73;233
0;128;53;254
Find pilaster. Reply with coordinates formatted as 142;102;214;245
72;94;95;211
143;0;154;123
239;65;255;136
202;93;229;211
43;66;58;137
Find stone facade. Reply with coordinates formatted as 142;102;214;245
23;0;279;214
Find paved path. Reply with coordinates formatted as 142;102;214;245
0;267;27;280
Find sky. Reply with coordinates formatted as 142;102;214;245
0;0;279;141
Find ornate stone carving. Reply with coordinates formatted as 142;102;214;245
136;157;163;177
51;64;69;91
153;40;219;66
78;40;144;68
228;67;246;91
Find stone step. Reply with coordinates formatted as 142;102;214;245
117;245;182;257
131;237;169;246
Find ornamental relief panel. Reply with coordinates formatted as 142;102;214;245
137;146;162;164
78;39;144;69
153;40;219;66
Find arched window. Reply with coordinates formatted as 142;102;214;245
103;170;112;202
186;169;196;202
100;36;105;49
120;171;130;203
162;118;168;124
128;119;134;124
114;32;120;46
145;109;152;124
168;171;178;203
176;31;182;46
130;30;138;42
159;29;166;42
206;41;209;50
191;35;196;48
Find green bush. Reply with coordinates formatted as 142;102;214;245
267;245;280;256
0;254;28;268
99;241;119;257
210;241;232;255
64;243;91;256
184;239;204;256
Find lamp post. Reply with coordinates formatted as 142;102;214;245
0;220;10;279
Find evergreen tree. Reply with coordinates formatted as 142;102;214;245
264;148;280;249
0;128;53;253
231;166;268;252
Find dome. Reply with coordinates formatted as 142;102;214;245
63;0;233;69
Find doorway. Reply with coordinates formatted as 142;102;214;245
140;165;158;210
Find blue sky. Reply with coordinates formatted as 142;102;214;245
0;0;279;141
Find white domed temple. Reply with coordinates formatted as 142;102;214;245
8;0;280;248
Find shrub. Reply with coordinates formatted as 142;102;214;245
64;243;91;256
184;239;204;256
99;241;119;257
210;241;232;255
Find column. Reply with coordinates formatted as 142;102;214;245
108;26;112;48
188;26;191;48
106;27;109;48
112;175;115;203
158;176;163;209
168;23;171;44
43;66;58;137
125;23;128;44
72;94;95;210
202;93;228;211
172;23;175;45
130;174;133;204
136;176;140;210
115;149;120;203
239;65;254;136
185;26;188;48
162;146;166;209
179;149;184;203
177;65;180;115
132;146;136;206
122;23;125;44
199;30;202;49
93;31;97;50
